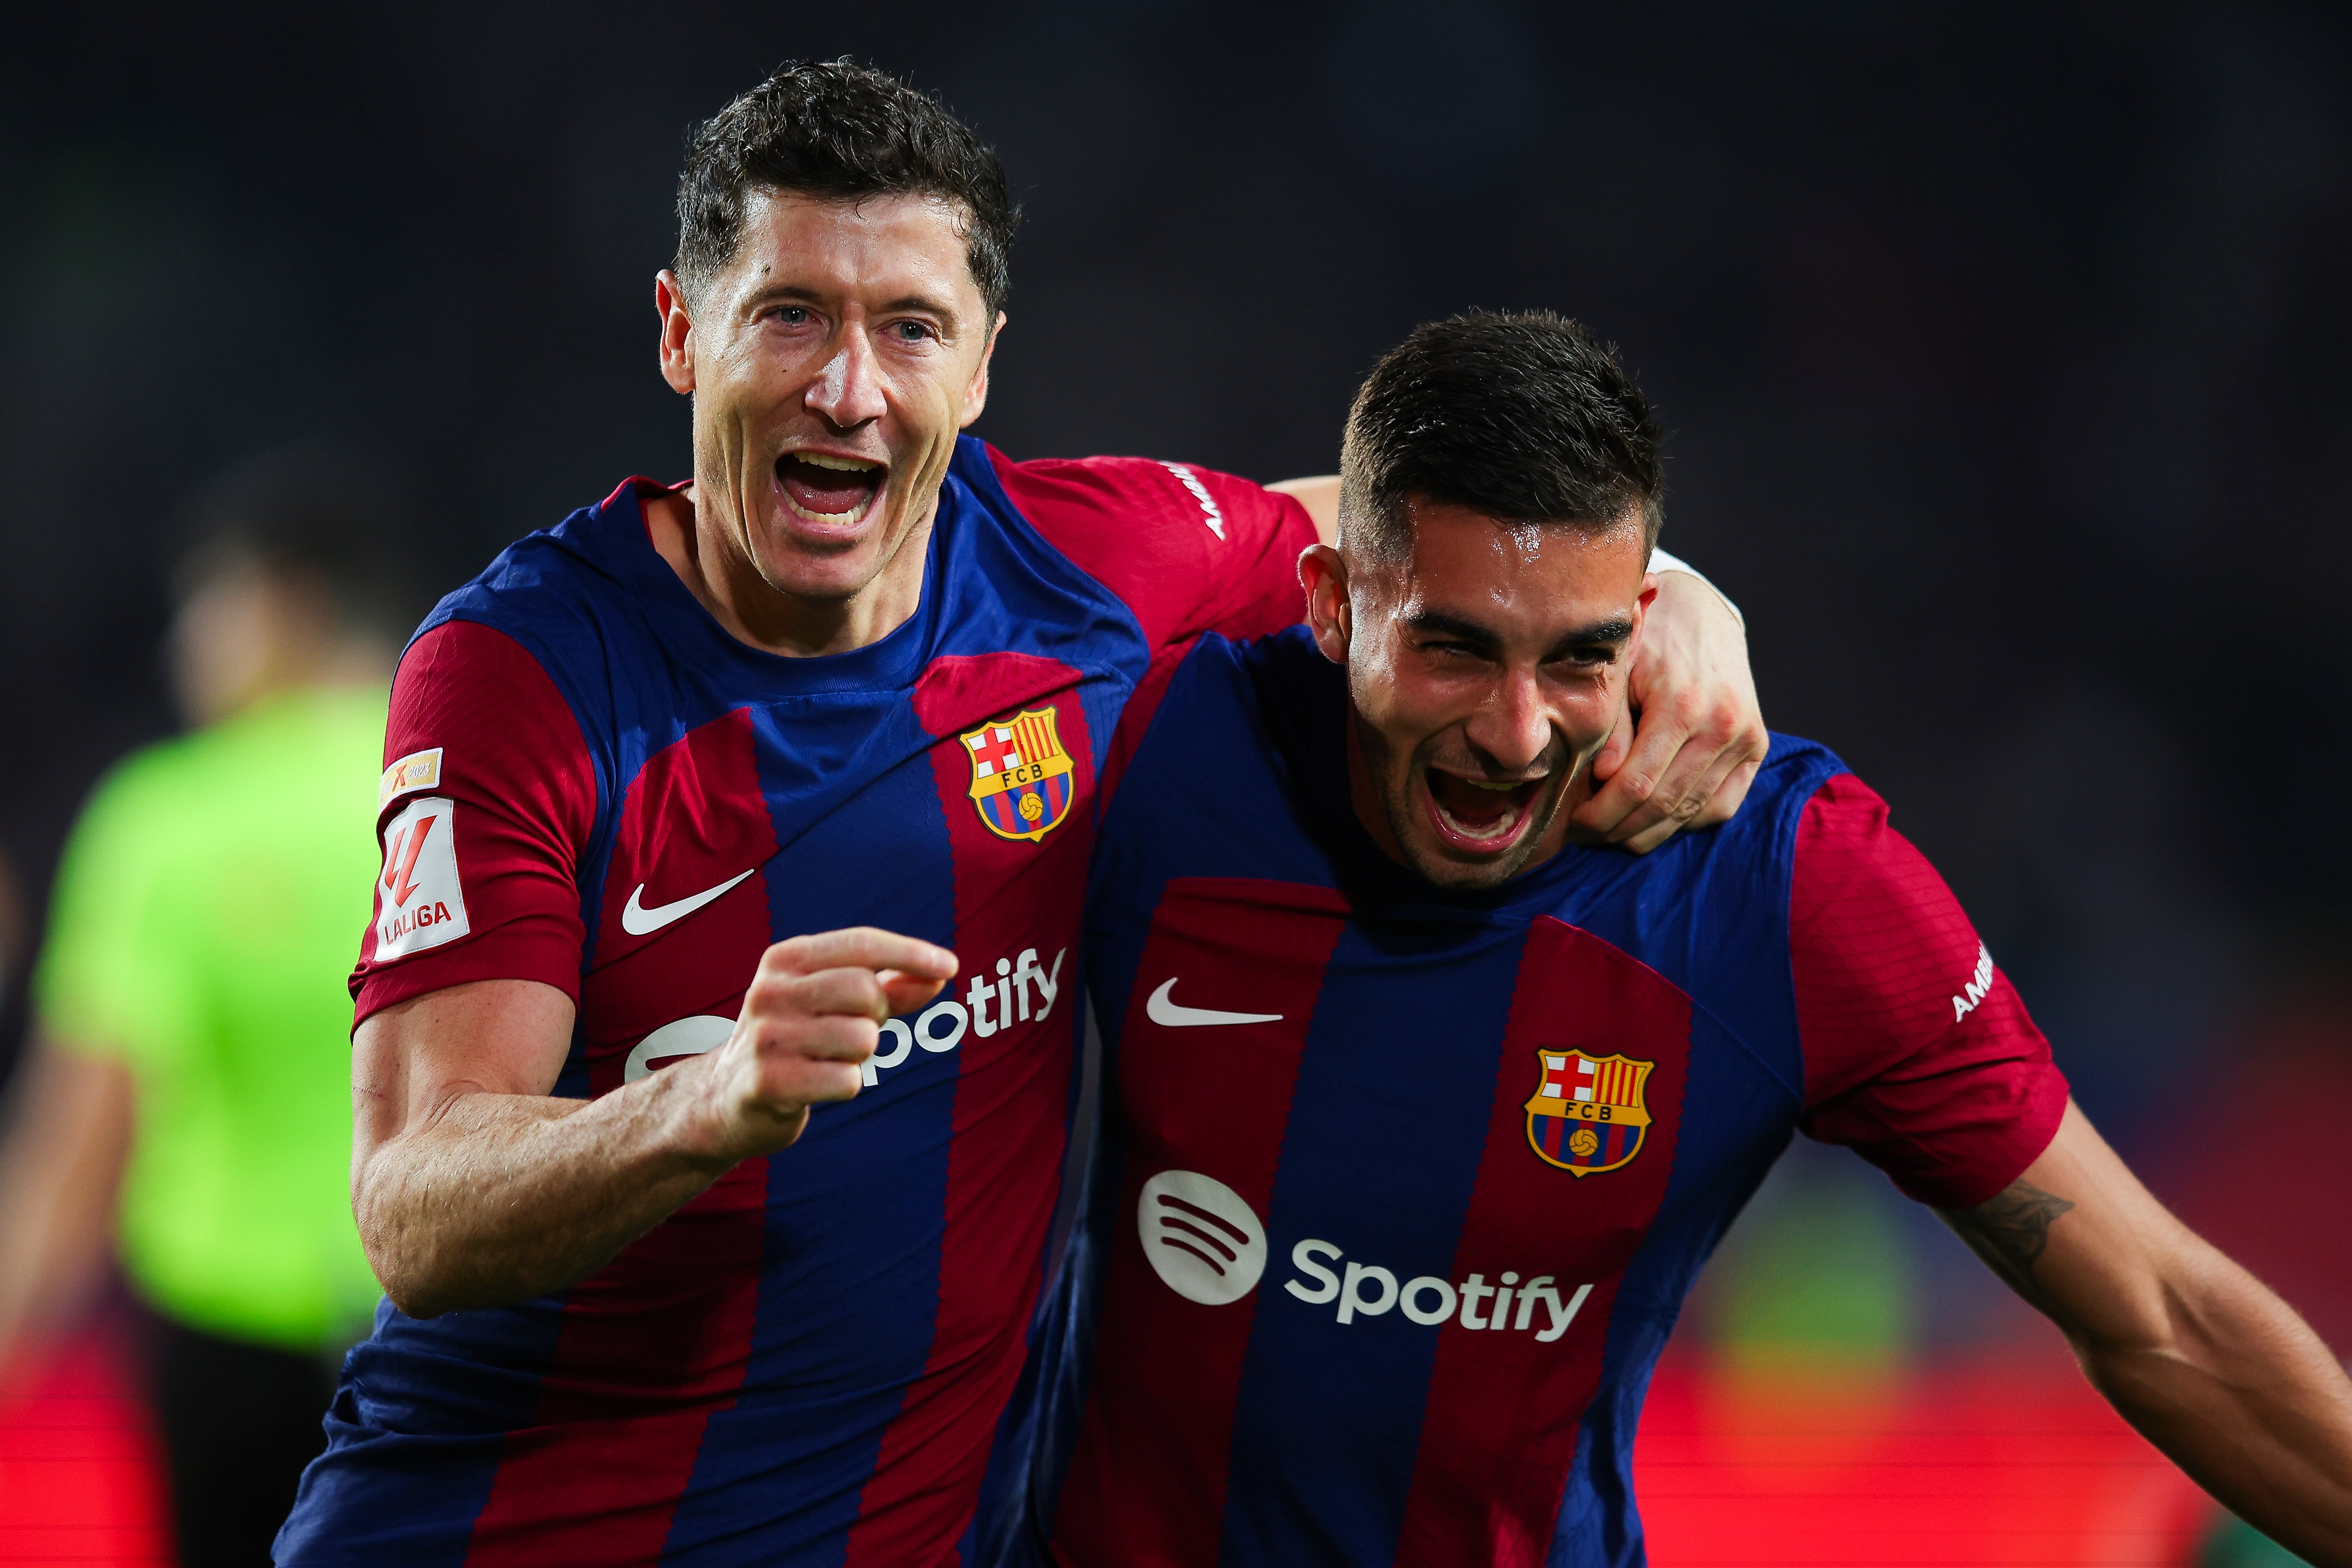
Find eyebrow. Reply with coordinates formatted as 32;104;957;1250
743;282;962;325
1402;608;1635;659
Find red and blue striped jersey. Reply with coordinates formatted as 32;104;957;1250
1013;627;2068;1568
274;437;1315;1568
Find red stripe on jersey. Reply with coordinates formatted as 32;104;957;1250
354;619;598;1023
582;708;782;1088
1391;917;1692;1568
1050;877;1351;1568
840;656;1096;1566
1789;774;2067;1208
465;711;779;1565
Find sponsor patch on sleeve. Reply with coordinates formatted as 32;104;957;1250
375;795;470;959
380;747;444;809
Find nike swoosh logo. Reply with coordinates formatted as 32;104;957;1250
1146;977;1283;1028
621;868;757;936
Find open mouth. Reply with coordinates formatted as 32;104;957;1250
1422;767;1547;857
775;451;885;526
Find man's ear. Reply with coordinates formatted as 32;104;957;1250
655;270;696;395
1299;544;1351;665
1627;571;1659;668
958;310;1005;430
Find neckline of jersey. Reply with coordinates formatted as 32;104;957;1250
594;458;965;696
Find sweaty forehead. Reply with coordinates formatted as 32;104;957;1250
1382;501;1648;618
722;189;981;311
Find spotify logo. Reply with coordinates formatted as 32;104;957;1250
1138;1170;1267;1306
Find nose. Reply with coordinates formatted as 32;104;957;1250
805;327;888;431
1462;666;1554;775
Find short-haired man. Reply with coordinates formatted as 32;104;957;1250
274;67;1761;1565
0;451;406;1568
1018;312;2352;1568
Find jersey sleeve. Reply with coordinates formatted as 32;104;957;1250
988;449;1318;652
1789;772;2069;1209
350;618;598;1026
35;752;199;1071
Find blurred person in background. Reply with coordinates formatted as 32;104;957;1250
0;449;409;1568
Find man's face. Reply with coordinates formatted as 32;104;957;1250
663;189;997;605
1305;499;1654;889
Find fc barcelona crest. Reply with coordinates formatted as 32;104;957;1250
1524;1049;1654;1176
961;707;1077;844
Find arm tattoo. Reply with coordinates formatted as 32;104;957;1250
1937;1180;2075;1305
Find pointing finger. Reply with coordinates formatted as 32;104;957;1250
770;927;956;982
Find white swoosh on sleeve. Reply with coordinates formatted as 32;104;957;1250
1145;977;1283;1028
621;868;757;936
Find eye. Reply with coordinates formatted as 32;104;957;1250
769;305;812;326
889;319;937;342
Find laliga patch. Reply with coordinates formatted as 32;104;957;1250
379;748;443;809
375;796;470;958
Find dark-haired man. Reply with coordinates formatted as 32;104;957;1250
275;64;1761;1566
1017;311;2352;1568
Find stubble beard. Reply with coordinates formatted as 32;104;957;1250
1356;719;1574;891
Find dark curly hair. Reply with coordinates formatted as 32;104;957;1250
674;59;1018;321
1339;310;1663;557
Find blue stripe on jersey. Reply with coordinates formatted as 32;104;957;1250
660;734;960;1563
1009;630;1349;1546
1219;916;1530;1568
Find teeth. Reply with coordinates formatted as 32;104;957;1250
1440;799;1521;838
796;452;881;472
1464;778;1526;791
781;493;863;525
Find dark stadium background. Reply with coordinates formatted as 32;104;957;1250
3;4;2349;1562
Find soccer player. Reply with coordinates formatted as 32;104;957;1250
0;452;404;1568
1023;311;2352;1568
273;64;1762;1565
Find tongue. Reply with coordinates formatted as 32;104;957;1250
1430;771;1525;829
779;456;880;518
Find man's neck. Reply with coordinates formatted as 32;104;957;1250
643;485;936;659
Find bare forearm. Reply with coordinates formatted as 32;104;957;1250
355;935;952;1321
2074;1258;2352;1565
1943;1109;2352;1566
356;1069;740;1319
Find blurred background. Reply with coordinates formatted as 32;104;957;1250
3;2;2350;1564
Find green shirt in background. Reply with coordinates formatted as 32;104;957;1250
36;686;388;1353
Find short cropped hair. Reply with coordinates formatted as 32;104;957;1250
675;59;1019;321
1338;310;1663;560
